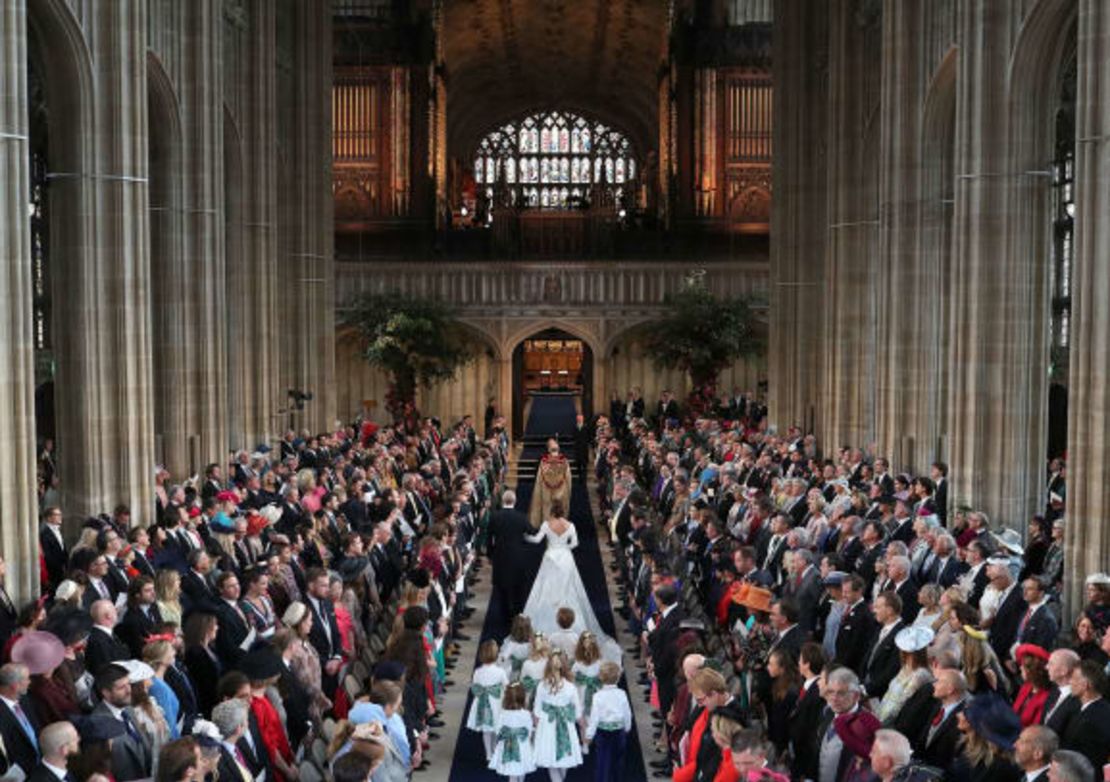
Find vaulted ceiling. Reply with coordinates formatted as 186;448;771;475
443;0;669;158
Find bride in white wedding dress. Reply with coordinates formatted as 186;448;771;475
522;503;623;663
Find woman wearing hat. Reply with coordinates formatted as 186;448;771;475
1082;573;1110;635
1010;645;1051;727
877;626;934;725
949;602;1009;696
13;629;79;723
834;709;883;782
729;585;775;712
282;601;332;721
952;693;1023;782
1071;612;1109;666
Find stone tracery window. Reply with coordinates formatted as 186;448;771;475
473;111;636;209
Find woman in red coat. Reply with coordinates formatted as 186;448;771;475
1011;644;1052;727
673;669;733;782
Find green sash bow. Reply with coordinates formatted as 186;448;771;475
471;683;503;728
542;702;577;760
521;674;538;694
576;672;601;714
598;720;625;732
497;726;530;763
509;654;526;678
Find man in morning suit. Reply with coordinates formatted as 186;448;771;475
39;507;68;592
304;567;345;697
0;663;40;778
1014;725;1057;782
647;582;685;718
862;591;905;701
835;574;877;676
1041;649;1081;736
916;668;967;774
1060;660;1110;771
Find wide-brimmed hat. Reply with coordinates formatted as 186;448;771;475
1085;572;1110;587
117;659;156;683
729;581;751;606
895;625;934;653
1014;643;1050;664
10;630;65;675
834;710;882;758
738;585;773;614
74;714;127;742
996;528;1024;556
43;607;93;647
964;692;1022;751
239;647;283;681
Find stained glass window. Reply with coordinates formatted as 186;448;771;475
473;110;637;209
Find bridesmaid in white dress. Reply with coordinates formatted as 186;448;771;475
488;682;537;782
532;650;583;781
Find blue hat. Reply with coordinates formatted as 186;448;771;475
74;714;127;742
822;571;848;587
255;444;272;454
373;660;405;682
964;693;1022;751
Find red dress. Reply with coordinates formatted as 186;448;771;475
251;693;294;769
1013;683;1050;727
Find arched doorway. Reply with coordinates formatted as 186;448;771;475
511;328;592;438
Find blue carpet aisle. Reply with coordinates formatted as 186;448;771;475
448;395;648;782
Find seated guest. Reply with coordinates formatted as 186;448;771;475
1048;750;1095;782
1013;725;1057;782
1070;613;1108;667
1041;649;1080;736
915;668;968;774
155;736;200;782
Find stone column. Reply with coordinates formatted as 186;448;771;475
947;2;1048;528
233;0;278;449
819;0;882;451
286;0;335;434
184;0;228;470
767;0;828;435
875;0;944;472
0;0;43;601
53;0;156;528
1064;0;1110;611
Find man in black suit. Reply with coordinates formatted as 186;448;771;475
126;527;156;578
887;556;920;625
789;642;828;781
91;664;152;781
855;521;887;596
1014;725;1057;782
0;662;40;778
212;572;254;667
181;549;216;615
768;597;805;660
646;582;685;718
1041;648;1081;736
1061;660;1110;771
862;591;905;700
485;490;536;620
24;720;80;782
760;514;791;586
85;600;130;675
368;519;403;603
985;557;1026;668
39;507;68;592
1014;577;1059;652
304;566;344;696
916;668;967;773
835;574;876;676
813;668;865;782
116;576;164;658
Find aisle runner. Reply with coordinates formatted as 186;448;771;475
448;400;647;782
524;393;578;437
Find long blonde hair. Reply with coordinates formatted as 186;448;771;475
542;650;575;693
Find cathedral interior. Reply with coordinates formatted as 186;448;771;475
0;0;1104;616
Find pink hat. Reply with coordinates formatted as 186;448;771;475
11;630;66;675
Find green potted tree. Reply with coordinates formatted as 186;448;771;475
640;272;765;416
342;292;475;421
